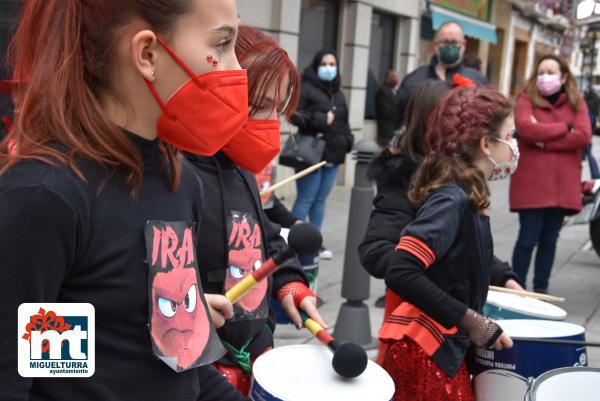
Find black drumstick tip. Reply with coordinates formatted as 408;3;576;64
331;342;368;379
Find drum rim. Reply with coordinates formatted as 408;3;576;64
486;291;567;319
529;367;600;398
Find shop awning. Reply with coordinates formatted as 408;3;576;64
430;4;497;44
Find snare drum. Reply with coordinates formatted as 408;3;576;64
250;344;395;401
525;367;600;401
474;319;587;401
484;291;566;321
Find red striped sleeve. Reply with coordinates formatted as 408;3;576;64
395;235;436;268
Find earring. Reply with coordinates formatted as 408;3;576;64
151;69;156;80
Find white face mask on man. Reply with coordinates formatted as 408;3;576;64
488;137;520;181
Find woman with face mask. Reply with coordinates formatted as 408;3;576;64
0;1;251;400
289;49;354;259
185;25;325;396
379;86;516;401
510;55;592;294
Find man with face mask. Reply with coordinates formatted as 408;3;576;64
395;21;488;128
375;70;400;147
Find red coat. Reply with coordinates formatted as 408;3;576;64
510;92;591;214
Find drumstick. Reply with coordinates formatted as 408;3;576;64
259;161;327;196
489;286;565;303
299;311;368;379
225;223;322;303
512;337;600;347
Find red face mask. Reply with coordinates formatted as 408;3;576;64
221;119;280;173
145;38;249;156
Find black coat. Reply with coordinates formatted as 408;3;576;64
290;68;354;165
358;150;518;286
395;56;489;127
375;84;399;147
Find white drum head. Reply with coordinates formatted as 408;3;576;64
486;291;566;320
530;368;600;401
498;319;585;339
251;344;395;401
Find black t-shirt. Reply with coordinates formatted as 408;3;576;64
0;134;247;401
186;152;307;366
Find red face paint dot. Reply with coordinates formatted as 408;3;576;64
207;55;213;63
212;60;219;67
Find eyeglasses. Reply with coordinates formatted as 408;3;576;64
434;39;466;47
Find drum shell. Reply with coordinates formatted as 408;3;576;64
474;323;587;379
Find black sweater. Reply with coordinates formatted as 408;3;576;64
0;135;247;401
359;150;518;286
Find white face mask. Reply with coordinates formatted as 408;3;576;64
488;137;519;181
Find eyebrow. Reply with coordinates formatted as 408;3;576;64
212;25;236;35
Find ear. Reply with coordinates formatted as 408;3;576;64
480;135;492;157
561;73;568;85
130;30;159;82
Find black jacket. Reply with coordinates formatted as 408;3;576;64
383;183;492;376
185;152;308;367
375;85;399;146
358;150;518;286
290;68;354;165
396;56;489;127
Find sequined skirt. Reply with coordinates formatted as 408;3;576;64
382;338;475;401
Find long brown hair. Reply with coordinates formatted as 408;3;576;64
235;25;300;119
524;54;580;111
1;0;195;193
409;87;513;211
391;80;451;161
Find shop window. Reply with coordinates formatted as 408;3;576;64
298;0;340;73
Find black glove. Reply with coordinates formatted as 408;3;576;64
459;308;503;348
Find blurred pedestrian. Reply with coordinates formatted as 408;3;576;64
290;49;354;260
462;53;482;73
511;55;592;293
395;21;488;128
375;70;400;147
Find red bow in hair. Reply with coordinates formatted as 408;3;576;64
452;73;476;88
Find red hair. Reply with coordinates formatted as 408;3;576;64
410;87;513;211
235;25;300;119
1;0;196;194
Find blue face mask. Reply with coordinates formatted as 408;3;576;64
318;65;337;82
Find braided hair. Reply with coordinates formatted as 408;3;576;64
409;87;513;211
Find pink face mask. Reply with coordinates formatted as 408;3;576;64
536;74;562;96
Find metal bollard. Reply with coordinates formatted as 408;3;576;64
333;139;379;349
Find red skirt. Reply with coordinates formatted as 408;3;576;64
213;363;252;396
382;338;475;401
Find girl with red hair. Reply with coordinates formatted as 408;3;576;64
187;25;325;396
0;1;252;400
378;87;516;401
